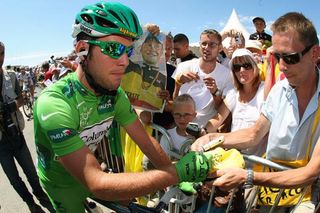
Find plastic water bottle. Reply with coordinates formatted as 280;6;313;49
88;201;104;213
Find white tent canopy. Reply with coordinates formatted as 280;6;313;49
190;9;251;51
221;9;250;38
220;9;250;47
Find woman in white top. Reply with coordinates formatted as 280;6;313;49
204;48;266;157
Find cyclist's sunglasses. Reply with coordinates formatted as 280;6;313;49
85;40;134;59
273;44;314;65
232;63;253;72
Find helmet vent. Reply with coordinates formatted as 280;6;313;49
96;9;107;16
95;3;104;9
81;14;94;25
96;16;117;29
107;9;125;25
120;11;129;26
130;12;139;34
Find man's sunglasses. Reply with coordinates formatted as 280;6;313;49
85;40;134;59
232;63;253;72
273;44;314;65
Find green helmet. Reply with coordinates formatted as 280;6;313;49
72;2;143;40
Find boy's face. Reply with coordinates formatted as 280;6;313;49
254;20;266;33
172;102;196;130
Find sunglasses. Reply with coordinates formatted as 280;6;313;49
85;40;134;59
273;44;314;65
232;63;253;72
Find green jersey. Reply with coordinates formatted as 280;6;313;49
34;72;137;190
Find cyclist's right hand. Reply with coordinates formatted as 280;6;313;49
175;151;212;183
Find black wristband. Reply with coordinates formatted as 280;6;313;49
213;89;222;97
243;169;254;189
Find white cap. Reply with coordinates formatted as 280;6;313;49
245;40;262;50
229;48;255;67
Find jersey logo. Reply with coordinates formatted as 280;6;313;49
80;118;113;152
97;99;114;114
41;112;60;121
47;128;77;143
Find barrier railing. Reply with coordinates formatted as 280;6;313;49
95;124;320;213
243;154;320;213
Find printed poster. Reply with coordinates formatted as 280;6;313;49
121;28;167;112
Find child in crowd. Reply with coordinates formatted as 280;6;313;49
142;94;197;208
159;94;197;159
142;93;197;169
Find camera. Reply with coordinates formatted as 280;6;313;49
186;122;202;139
0;101;19;137
235;33;242;45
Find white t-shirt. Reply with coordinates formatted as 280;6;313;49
224;82;266;157
172;58;234;127
160;127;191;156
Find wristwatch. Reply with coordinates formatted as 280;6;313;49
243;169;254;189
213;88;222;97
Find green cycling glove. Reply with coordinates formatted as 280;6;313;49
178;182;198;195
175;151;212;183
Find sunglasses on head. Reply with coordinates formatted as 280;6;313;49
232;63;253;72
273;44;314;65
85;40;134;59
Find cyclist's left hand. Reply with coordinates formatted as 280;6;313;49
175;151;212;183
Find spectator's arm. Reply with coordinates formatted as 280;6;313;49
205;102;231;133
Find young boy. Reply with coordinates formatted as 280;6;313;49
143;94;197;171
142;94;197;207
160;94;197;159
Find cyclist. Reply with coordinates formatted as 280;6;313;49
17;66;34;102
34;2;212;212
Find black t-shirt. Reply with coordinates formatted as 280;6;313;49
181;52;198;62
153;63;176;129
249;32;272;42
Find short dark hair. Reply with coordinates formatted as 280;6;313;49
173;33;189;44
271;12;319;46
41;61;50;70
200;29;222;44
76;32;94;42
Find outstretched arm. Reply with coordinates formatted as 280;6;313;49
60;146;178;201
191;114;270;151
213;137;320;191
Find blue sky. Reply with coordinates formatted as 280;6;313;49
1;0;319;67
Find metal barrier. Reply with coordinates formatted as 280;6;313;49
243;154;320;213
94;123;200;212
97;125;320;213
96;126;320;213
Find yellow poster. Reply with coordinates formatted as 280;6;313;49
121;29;167;112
